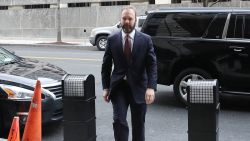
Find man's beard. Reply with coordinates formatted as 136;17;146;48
122;24;136;33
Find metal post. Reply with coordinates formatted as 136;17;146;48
62;74;96;141
57;0;62;42
203;0;209;7
187;80;219;141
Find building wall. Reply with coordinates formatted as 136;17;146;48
0;0;149;6
156;0;171;4
0;0;240;6
0;1;250;39
0;0;57;6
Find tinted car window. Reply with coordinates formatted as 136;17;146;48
170;13;215;37
138;18;146;27
227;14;243;38
245;15;250;39
227;14;250;39
227;14;237;38
203;14;227;39
143;13;215;37
143;13;167;36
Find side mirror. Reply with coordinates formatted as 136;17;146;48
117;23;121;28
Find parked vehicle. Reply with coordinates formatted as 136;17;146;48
0;47;66;137
89;15;147;51
141;8;250;104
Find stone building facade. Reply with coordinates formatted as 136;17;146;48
0;0;248;40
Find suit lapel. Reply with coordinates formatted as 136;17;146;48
132;30;140;61
117;31;127;63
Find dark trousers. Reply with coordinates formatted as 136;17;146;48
111;80;147;141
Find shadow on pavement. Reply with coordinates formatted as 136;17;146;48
220;94;250;112
154;90;185;108
42;121;63;139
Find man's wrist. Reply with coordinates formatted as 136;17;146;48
147;88;154;91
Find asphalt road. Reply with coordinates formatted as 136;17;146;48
2;45;250;141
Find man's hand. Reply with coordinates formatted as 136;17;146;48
145;88;155;104
103;89;110;103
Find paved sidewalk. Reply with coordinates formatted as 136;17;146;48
0;38;92;47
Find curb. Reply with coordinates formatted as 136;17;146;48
0;43;98;51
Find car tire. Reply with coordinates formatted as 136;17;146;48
96;36;108;51
173;68;212;105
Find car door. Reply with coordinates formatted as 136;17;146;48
222;13;250;93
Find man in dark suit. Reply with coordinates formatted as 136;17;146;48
101;6;157;141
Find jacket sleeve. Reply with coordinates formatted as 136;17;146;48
101;37;113;90
146;36;157;91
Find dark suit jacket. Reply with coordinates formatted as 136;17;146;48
101;30;157;104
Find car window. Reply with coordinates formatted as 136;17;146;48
203;14;227;39
138;18;146;27
244;15;250;39
227;14;250;39
143;12;215;38
0;48;19;65
142;13;167;36
170;13;215;37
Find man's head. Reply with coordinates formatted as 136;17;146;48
121;6;137;34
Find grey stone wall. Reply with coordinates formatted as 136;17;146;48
0;0;57;6
0;2;250;40
0;9;57;38
60;0;147;3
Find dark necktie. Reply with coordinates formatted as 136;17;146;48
124;34;132;63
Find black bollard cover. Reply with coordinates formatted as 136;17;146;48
187;80;219;141
62;74;96;141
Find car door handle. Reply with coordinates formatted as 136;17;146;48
229;46;245;52
229;46;248;57
234;48;243;52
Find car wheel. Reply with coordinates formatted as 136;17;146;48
173;68;212;105
96;36;108;51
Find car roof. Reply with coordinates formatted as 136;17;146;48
147;7;250;14
137;15;147;19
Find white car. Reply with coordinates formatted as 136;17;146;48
89;16;147;51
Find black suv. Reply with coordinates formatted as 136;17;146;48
141;8;250;104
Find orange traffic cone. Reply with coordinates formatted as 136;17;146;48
22;80;42;141
7;116;20;141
